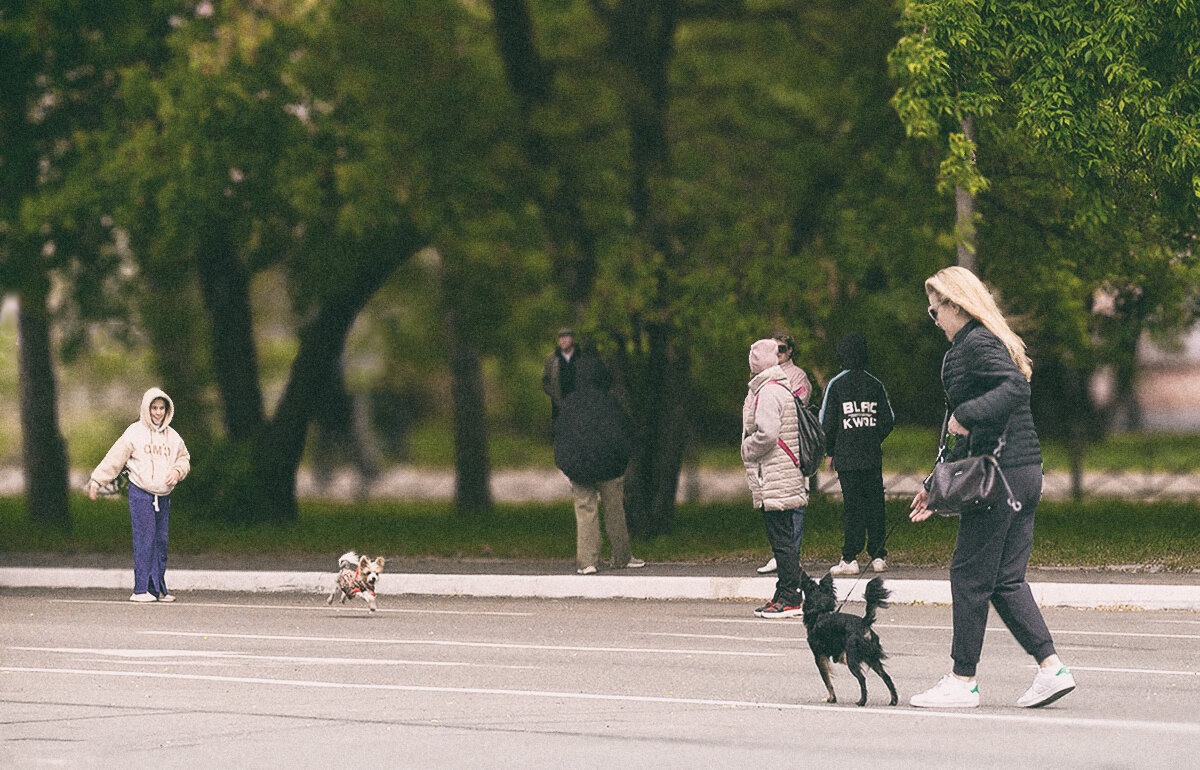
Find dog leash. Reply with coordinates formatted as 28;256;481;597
833;516;904;613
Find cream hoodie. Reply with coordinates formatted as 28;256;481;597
90;388;191;496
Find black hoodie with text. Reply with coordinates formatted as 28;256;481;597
819;334;894;471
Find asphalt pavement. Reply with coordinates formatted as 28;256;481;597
3;590;1198;769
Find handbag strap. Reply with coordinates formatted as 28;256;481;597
937;408;1013;461
982;455;1024;512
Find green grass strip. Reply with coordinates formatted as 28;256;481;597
2;495;1197;570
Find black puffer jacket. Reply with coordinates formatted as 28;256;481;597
553;358;632;484
942;320;1041;469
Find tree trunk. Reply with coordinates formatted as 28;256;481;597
17;291;71;528
491;0;599;312
245;237;423;523
445;305;492;515
621;324;689;536
955;116;978;272
1069;421;1085;502
140;264;216;448
195;228;265;441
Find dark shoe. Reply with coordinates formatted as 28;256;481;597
760;603;803;619
753;600;779;617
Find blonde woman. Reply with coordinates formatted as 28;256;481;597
908;266;1075;709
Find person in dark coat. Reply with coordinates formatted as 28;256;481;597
820;333;895;575
909;266;1074;710
541;328;581;425
553;356;644;574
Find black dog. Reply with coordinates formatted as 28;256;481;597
800;571;898;706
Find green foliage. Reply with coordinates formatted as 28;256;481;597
891;0;1200;238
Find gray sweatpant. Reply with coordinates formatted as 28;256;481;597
949;463;1057;678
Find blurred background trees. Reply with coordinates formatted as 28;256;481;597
2;0;1197;528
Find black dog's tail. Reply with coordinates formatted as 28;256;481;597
862;576;891;627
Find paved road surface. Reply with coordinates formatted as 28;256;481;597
2;589;1197;768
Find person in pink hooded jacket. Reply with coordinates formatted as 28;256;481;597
88;387;191;603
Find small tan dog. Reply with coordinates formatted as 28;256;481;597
327;551;386;612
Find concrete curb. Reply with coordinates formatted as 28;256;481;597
3;568;1200;610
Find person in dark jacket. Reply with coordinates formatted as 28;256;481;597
909;266;1075;710
542;328;581;425
553;356;645;574
819;333;894;575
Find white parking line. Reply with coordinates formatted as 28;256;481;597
140;630;784;657
639;632;803;643
4;666;1197;735
1069;665;1200;676
50;599;532;616
8;647;532;670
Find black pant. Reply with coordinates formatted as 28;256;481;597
949;463;1057;677
761;507;803;605
838;468;887;562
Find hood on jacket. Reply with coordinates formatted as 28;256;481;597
574;356;613;392
140;387;175;431
749;339;778;374
836;333;868;370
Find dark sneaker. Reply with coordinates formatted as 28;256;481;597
753;601;779;617
760;603;803;619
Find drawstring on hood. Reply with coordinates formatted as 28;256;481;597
90;386;190;497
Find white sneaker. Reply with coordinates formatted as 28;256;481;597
910;674;980;708
829;559;859;576
576;565;597;575
129;593;157;603
757;557;777;574
870;558;887;573
622;557;646;569
158;594;176;603
1017;666;1076;708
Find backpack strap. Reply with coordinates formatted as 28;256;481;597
753;381;801;468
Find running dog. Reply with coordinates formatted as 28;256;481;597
799;570;898;706
327;551;386;612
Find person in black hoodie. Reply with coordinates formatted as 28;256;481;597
819;333;895;576
553;356;645;574
908;266;1074;710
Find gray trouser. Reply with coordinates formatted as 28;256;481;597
571;476;632;570
950;463;1057;677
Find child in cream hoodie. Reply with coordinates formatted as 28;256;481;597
89;387;191;602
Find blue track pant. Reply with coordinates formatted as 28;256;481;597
129;484;171;596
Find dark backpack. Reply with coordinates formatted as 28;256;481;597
764;381;826;478
792;396;826;477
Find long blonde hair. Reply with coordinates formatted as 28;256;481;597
925;266;1032;381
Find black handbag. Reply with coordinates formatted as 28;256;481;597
925;413;1021;516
